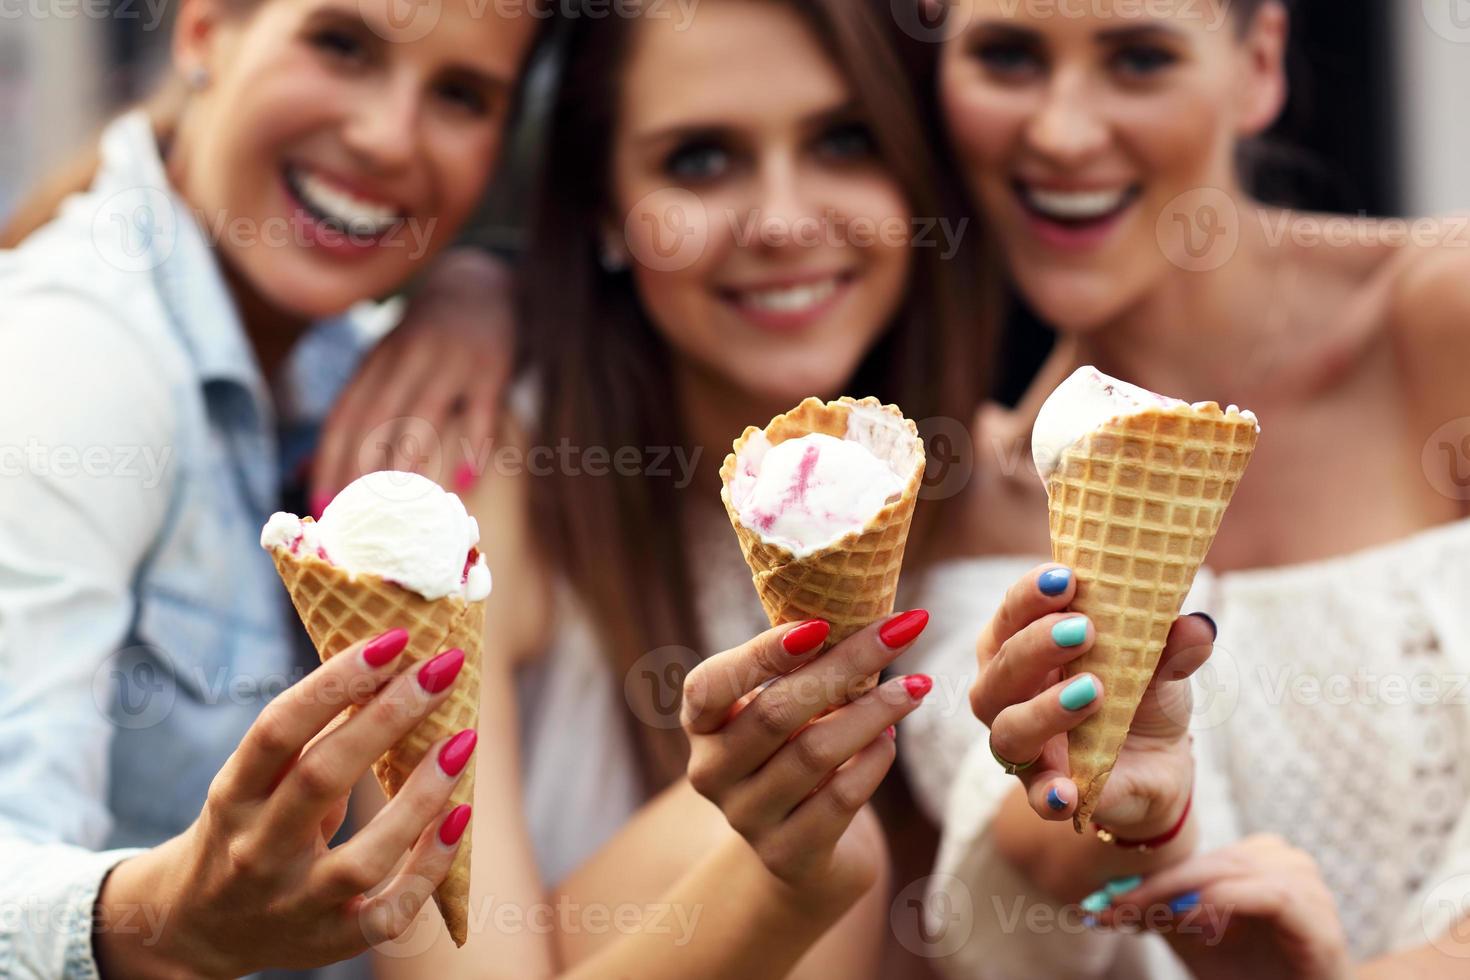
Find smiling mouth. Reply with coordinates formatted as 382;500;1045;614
283;164;406;237
722;272;857;316
1015;181;1141;229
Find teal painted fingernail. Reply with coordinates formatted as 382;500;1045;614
1080;890;1111;914
1060;676;1097;711
1105;876;1142;897
1051;616;1088;648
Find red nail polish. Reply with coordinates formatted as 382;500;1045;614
362;628;410;667
453;463;477;494
879;610;929;649
310;491;333;520
902;674;933;700
438;729;477;777
782;619;830;655
439;804;472;846
418;648;465;694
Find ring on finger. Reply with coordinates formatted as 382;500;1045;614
989;732;1041;775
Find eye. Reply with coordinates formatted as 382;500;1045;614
308;26;367;66
436;79;489;117
972;40;1044;80
1111;44;1178;78
664;140;731;182
815;121;875;163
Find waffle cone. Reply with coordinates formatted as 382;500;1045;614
269;538;483;946
719;397;925;680
1047;403;1256;831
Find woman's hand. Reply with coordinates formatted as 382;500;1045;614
681;612;934;901
1095;835;1353;980
96;629;476;978
310;249;516;514
970;564;1215;840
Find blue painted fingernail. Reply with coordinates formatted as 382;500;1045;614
1038;567;1072;596
1168;891;1201;914
1189;612;1218;640
1051;616;1088;648
1047;787;1067;811
1060;676;1097;711
1105;876;1142;897
1080;890;1111;914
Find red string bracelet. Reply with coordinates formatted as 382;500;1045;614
1094;789;1193;853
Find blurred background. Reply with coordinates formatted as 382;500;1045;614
3;1;1469;224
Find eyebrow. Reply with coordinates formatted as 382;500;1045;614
632;100;864;150
967;20;1186;43
302;6;516;92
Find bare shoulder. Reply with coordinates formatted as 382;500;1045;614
1385;221;1470;417
462;413;553;667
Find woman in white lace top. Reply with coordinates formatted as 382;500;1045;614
898;0;1470;977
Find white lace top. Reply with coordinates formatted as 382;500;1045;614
897;518;1470;977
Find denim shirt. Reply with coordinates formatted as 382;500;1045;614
0;112;386;978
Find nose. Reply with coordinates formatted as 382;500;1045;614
1024;69;1110;168
748;151;823;254
342;72;419;174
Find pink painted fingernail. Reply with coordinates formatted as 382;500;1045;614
439;804;472;846
884;725;897;740
453;462;477;494
310;491;333;520
362;628;409;667
418;648;465;694
438;729;477;777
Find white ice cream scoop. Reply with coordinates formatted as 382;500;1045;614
260;470;491;602
1031;366;1259;480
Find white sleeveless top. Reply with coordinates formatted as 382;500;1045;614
897;518;1470;977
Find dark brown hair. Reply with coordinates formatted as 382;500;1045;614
523;0;995;788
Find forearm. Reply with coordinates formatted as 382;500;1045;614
1359;923;1470;980
991;784;1198;903
562;837;852;980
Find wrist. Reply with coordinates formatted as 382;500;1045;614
95;838;232;980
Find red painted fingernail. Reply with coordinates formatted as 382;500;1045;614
362;628;410;667
902;674;933;700
879;610;929;649
884;725;897;740
453;462;477;494
438;729;477;777
418;648;465;694
310;491;333;520
782;619;830;655
439;804;472;846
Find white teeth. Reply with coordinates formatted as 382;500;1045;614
738;278;840;313
1025;186;1130;221
290;167;402;234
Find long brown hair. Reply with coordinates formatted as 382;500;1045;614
523;0;997;789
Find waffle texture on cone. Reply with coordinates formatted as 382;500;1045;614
719;396;925;649
1047;402;1256;831
269;534;483;945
